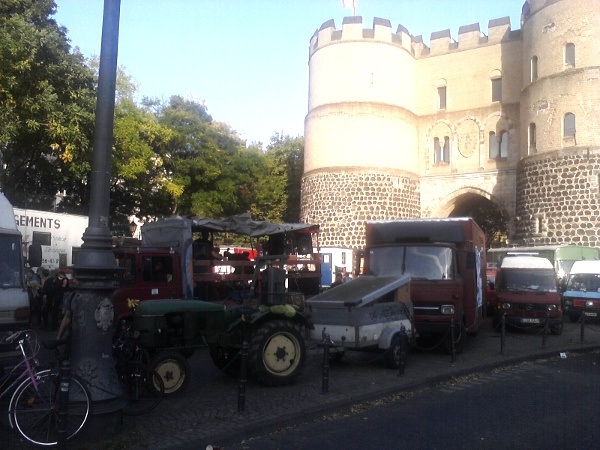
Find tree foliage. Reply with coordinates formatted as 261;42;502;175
0;1;306;233
0;0;96;210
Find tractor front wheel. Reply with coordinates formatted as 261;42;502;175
248;319;306;386
150;351;191;397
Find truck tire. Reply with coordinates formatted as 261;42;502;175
150;351;191;397
209;345;241;377
248;319;306;386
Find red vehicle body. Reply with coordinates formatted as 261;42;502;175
111;215;321;322
364;218;486;349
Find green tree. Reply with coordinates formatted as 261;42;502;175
0;0;96;210
156;96;247;218
264;134;305;222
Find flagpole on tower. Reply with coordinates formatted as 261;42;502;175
341;0;357;16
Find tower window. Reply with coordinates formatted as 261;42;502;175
529;123;536;154
565;43;575;67
438;86;447;110
530;56;538;82
564;113;576;137
491;78;502;102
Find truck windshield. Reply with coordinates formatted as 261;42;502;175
567;273;600;292
498;270;557;292
369;245;455;280
0;235;23;288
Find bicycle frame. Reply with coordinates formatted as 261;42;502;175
0;331;41;404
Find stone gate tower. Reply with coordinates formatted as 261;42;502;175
301;0;600;249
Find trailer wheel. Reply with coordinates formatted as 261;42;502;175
150;351;191;397
209;345;241;377
384;333;409;369
248;320;306;386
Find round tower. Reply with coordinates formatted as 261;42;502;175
301;17;420;249
516;0;600;245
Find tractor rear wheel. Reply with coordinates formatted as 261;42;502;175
248;319;306;386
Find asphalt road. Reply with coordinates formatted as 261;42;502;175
223;349;600;450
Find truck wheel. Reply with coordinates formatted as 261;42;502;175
209;345;241;377
248;320;306;386
150;351;191;397
384;333;409;369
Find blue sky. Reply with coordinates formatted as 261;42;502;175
53;0;525;146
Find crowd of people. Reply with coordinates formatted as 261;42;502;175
24;267;70;331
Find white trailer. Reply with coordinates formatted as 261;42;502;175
13;208;88;269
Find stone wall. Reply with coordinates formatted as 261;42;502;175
301;169;420;248
515;148;600;247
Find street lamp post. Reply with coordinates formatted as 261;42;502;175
69;0;124;437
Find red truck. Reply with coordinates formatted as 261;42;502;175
111;215;322;323
364;217;486;352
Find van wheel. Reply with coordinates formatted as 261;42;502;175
150;351;191;397
569;313;581;323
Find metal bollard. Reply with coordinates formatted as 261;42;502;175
580;312;586;343
500;313;506;355
58;358;71;450
450;319;456;363
542;318;548;348
237;340;248;413
398;327;407;376
321;333;330;395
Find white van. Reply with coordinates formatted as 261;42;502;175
0;193;29;329
562;260;600;322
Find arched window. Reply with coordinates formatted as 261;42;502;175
489;131;508;159
433;137;450;164
564;113;576;137
530;56;538;82
565;43;575;67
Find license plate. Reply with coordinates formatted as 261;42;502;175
522;318;540;324
584;312;598;317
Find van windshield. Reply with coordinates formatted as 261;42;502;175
369;245;455;280
0;235;23;288
567;273;600;292
498;270;557;292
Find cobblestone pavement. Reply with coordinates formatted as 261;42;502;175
3;317;600;449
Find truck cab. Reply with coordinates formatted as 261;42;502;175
112;247;183;322
561;260;600;323
0;193;29;329
493;256;563;334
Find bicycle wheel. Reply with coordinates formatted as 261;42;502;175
121;362;164;416
9;370;91;446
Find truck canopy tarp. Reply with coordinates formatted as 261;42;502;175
142;214;318;246
306;275;411;308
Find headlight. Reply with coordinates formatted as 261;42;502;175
440;305;455;315
586;300;594;309
547;304;557;312
502;303;511;310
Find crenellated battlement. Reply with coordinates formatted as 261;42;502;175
310;15;519;59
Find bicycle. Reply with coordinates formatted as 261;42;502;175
112;321;164;416
0;329;91;447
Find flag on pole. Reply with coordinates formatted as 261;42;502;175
341;0;356;15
